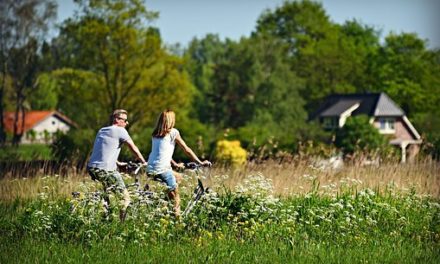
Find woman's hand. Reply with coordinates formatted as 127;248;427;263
175;162;185;170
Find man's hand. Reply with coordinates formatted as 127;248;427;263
201;160;212;167
116;161;128;167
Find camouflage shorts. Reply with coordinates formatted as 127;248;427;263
87;167;126;191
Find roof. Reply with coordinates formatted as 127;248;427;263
3;110;77;134
320;100;360;117
311;92;405;119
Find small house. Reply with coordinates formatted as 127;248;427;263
311;93;422;162
4;110;77;144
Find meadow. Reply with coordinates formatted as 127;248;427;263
1;160;439;263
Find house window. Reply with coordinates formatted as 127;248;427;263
322;117;338;129
378;118;395;133
52;121;56;125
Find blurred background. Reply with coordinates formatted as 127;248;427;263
1;0;440;174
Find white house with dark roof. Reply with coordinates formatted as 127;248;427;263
311;93;422;162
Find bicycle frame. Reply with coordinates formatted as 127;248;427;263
181;162;211;218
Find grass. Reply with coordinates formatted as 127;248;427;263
0;144;52;161
1;159;438;201
0;160;439;263
1;235;438;263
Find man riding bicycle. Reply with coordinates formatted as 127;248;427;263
87;109;147;221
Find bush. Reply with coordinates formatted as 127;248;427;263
214;140;247;166
0;144;52;161
335;115;391;157
51;129;95;167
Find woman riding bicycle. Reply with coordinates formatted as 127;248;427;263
146;110;211;217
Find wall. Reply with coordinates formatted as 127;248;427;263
22;115;71;144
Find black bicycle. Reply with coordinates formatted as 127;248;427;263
71;161;211;219
181;162;211;218
125;161;211;218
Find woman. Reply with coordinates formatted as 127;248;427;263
147;110;211;216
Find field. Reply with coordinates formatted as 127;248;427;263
1;160;439;263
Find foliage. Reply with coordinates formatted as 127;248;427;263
51;129;95;167
374;33;440;116
1;172;439;262
255;0;379;111
335;115;390;156
0;0;57;145
27;73;59;110
214;140;247;166
2;0;440;161
0;144;52;161
185;34;307;151
51;0;194;132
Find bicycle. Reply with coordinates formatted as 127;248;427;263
71;162;212;220
181;162;212;218
125;161;212;218
70;164;146;220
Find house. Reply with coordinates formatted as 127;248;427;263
311;93;422;163
3;110;77;144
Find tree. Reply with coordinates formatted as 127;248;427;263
51;0;194;130
184;34;227;124
255;1;382;111
185;33;307;149
374;33;440;116
335;115;389;156
0;0;57;145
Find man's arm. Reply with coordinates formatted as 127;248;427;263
124;139;147;164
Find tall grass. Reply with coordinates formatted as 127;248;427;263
1;159;439;201
214;159;440;197
0;159;439;263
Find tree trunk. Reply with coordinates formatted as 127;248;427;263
12;86;25;146
0;63;7;146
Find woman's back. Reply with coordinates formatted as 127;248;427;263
147;128;179;174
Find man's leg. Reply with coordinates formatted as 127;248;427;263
119;188;130;221
110;171;130;221
88;168;112;216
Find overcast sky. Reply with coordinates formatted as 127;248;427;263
56;0;440;49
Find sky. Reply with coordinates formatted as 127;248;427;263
56;0;440;49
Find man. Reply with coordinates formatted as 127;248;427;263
87;109;147;221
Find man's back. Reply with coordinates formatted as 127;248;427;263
88;125;130;171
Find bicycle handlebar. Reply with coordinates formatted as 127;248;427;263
125;161;210;174
185;162;212;170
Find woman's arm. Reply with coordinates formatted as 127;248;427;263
175;134;210;166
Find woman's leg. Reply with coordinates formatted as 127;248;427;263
160;171;181;216
173;171;182;183
168;188;181;216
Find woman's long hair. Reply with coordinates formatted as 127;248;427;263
152;110;175;137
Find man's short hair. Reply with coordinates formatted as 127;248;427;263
110;109;128;124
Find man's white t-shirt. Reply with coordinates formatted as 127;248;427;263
87;125;131;171
147;128;179;174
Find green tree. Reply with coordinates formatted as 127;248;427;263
374;33;440;116
0;0;57;145
255;1;382;111
335;115;389;155
185;34;307;149
51;0;194;131
28;73;59;110
185;34;227;124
